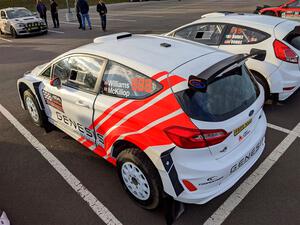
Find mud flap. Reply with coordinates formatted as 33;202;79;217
163;195;185;225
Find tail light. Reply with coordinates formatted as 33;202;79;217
273;40;298;64
164;126;230;149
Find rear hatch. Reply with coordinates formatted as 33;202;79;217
169;53;264;159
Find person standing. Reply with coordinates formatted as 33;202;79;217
77;0;92;30
96;0;107;31
74;0;82;29
36;0;47;26
50;0;59;28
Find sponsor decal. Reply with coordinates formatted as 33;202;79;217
56;112;104;147
42;89;64;112
199;176;224;186
230;138;263;174
234;119;252;136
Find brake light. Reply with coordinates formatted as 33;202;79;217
164;126;230;149
273;40;298;64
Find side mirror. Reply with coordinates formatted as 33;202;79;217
50;77;61;88
1;15;6;19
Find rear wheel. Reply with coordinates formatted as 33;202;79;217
117;148;163;210
23;90;44;127
251;71;270;101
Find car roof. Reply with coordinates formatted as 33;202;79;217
67;34;218;76
192;13;290;34
1;7;27;11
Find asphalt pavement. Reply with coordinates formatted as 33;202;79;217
0;0;299;225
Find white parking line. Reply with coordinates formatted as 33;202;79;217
0;37;12;43
204;122;300;225
48;29;65;34
0;104;122;225
60;21;102;28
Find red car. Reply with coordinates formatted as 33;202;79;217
257;0;300;19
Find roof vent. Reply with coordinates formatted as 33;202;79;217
160;43;171;48
117;33;132;39
93;32;132;43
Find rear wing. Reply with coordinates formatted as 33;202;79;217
188;49;266;92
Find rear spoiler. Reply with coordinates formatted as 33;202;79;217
188;49;266;92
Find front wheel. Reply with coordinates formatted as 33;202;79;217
24;90;44;127
10;26;18;38
117;148;163;210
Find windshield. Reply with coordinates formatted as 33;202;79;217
175;65;259;122
6;9;33;19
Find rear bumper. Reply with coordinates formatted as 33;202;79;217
160;113;267;204
269;64;300;101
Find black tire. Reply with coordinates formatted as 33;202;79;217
117;148;163;210
0;28;3;35
23;90;44;127
252;72;270;101
10;26;18;38
263;11;276;16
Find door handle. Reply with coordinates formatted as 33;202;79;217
75;100;90;109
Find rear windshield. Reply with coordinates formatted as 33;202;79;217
175;65;259;122
284;26;300;50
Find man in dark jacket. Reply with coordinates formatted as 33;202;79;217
36;0;47;26
96;0;107;31
50;0;59;28
76;0;92;30
75;0;82;29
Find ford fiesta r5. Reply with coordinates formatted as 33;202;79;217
17;33;267;209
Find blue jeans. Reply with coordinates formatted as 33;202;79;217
81;13;91;29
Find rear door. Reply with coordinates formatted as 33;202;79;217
170;54;265;159
42;54;106;144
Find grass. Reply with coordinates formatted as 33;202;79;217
0;0;128;11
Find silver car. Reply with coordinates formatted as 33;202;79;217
0;7;47;38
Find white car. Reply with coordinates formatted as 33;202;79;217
166;12;300;101
0;7;47;37
17;33;266;209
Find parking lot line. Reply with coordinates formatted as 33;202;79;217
0;37;12;43
203;122;300;225
60;21;102;28
0;104;122;225
48;30;65;34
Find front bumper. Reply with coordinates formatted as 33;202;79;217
15;26;47;36
159;113;267;204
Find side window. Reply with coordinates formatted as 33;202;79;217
102;61;162;99
52;57;71;83
174;24;226;45
1;11;6;19
222;26;269;45
67;56;104;92
40;67;51;78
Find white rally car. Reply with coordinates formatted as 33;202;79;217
0;7;47;37
17;33;266;209
166;12;300;101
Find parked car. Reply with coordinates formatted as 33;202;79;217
256;0;300;20
0;7;47;38
165;13;300;101
17;33;266;209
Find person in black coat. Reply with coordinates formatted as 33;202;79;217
50;0;59;28
36;0;47;26
96;0;107;31
74;0;82;29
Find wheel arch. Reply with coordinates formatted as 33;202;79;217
18;82;31;109
250;69;271;99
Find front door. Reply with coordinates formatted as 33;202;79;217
42;55;105;145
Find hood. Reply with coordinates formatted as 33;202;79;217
29;63;48;76
11;17;42;24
